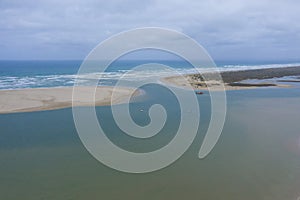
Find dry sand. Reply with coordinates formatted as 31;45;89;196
0;86;138;114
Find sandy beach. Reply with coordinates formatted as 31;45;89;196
163;66;300;90
0;86;138;114
1;66;300;114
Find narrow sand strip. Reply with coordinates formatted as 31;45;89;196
0;86;138;114
162;66;300;90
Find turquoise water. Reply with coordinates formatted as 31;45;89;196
0;83;300;199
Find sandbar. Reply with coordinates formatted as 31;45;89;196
0;86;138;114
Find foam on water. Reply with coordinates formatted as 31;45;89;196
0;62;299;90
222;62;300;71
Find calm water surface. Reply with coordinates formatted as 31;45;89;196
0;84;300;200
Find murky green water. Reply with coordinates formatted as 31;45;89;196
1;85;300;200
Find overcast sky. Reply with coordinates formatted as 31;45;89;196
1;0;300;61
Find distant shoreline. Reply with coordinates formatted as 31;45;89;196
219;66;300;82
162;66;300;90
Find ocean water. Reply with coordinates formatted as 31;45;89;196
0;60;300;199
0;60;300;90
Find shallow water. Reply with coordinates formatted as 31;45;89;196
0;84;300;200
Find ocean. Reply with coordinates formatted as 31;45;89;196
0;60;300;199
1;60;300;90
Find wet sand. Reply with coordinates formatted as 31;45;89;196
163;66;300;90
0;86;138;114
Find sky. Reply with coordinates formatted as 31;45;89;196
0;0;300;61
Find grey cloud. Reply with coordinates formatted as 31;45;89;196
0;0;299;60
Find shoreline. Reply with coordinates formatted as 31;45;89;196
162;66;300;90
2;66;300;114
0;86;139;114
